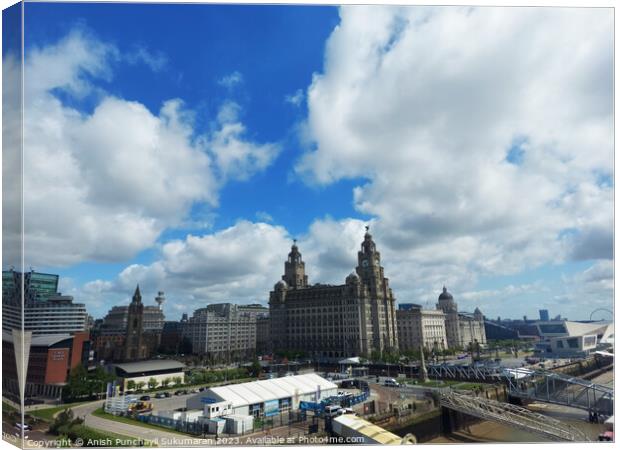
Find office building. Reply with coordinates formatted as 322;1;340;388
2;270;88;335
539;309;550;321
269;229;399;359
436;287;486;349
3;331;91;400
396;305;447;352
183;303;257;362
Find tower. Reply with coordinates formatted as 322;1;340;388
355;226;399;353
282;240;308;289
123;285;145;360
155;291;165;310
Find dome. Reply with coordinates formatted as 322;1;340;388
438;286;453;300
275;280;287;290
346;272;360;284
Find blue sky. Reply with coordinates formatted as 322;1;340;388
5;4;613;321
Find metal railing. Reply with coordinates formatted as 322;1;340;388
440;390;590;442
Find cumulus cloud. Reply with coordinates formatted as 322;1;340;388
295;6;613;285
80;221;292;314
17;29;279;267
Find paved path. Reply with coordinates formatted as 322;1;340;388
71;401;212;447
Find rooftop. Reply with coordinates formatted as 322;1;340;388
112;359;185;374
197;373;337;408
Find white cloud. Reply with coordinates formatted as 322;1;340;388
206;101;281;181
125;45;168;72
218;71;243;89
295;6;613;286
285;89;304;107
17;29;279;267
83;221;292;314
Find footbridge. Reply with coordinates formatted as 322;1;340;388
505;368;613;416
440;390;590;442
428;363;613;416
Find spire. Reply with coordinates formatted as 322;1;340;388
132;284;142;303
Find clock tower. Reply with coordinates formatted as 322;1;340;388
355;226;399;353
282;240;308;289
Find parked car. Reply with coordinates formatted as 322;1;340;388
14;423;32;431
155;392;167;399
174;390;187;396
139;395;151;401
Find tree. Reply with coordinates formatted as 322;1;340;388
248;358;262;378
161;378;171;388
147;377;158;390
49;408;83;436
173;376;183;386
136;381;146;392
126;380;136;391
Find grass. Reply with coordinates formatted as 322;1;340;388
2;401;17;413
28;401;91;422
92;408;192;436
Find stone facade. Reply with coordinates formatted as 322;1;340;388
397;306;447;352
269;230;398;359
93;288;165;362
183;303;257;362
123;285;148;360
436;287;486;349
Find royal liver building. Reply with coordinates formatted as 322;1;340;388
269;228;399;359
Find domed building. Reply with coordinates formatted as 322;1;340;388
269;229;399;360
436;286;486;349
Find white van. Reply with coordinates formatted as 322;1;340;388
384;378;400;387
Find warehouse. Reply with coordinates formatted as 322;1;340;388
186;373;337;418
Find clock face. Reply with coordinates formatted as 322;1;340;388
362;259;369;267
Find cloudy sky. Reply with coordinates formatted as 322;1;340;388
3;3;613;321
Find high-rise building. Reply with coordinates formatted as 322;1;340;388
2;270;59;305
2;270;87;335
269;229;399;359
539;309;550;321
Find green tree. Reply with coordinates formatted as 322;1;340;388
126;380;136;391
161;378;171;388
173;376;183;386
136;381;146;392
248;359;262;378
49;409;83;435
147;377;158;390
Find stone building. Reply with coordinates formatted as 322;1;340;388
396;304;447;352
93;287;165;362
256;316;271;355
269;229;398;359
436;286;486;349
183;303;258;362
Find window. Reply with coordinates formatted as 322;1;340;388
567;338;579;349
